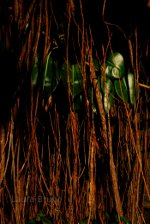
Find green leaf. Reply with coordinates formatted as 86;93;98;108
73;94;83;111
106;52;125;79
43;53;60;97
78;219;88;224
26;220;35;224
36;211;53;224
114;77;128;103
93;58;101;71
127;72;136;105
120;216;130;224
60;63;83;98
36;210;45;221
71;64;83;98
31;56;39;86
60;62;70;90
101;77;115;113
103;91;115;113
42;217;53;224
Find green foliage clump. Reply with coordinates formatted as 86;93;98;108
32;50;138;114
27;210;53;224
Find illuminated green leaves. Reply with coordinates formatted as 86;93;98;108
101;52;138;112
31;52;138;113
106;52;125;79
27;210;53;224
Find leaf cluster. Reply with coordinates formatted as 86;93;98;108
32;45;138;113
